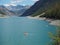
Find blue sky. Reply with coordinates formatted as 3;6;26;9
0;0;39;6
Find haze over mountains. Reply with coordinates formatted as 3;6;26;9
0;5;14;16
0;5;30;17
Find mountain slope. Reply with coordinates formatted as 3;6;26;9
0;5;14;16
0;5;30;16
21;0;60;18
20;0;42;16
5;5;30;16
40;3;60;19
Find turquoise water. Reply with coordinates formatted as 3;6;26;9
0;17;56;45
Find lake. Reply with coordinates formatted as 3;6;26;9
0;17;56;45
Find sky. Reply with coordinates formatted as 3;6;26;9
0;0;39;6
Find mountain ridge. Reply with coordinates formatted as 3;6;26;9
0;5;30;16
21;0;60;19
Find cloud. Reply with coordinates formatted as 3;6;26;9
4;4;17;6
10;0;23;4
32;0;39;2
10;0;39;5
3;0;24;6
4;0;23;6
3;0;38;6
4;4;10;6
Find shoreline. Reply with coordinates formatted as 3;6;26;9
0;16;10;18
27;16;60;26
0;16;60;26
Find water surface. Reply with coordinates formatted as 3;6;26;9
0;17;56;45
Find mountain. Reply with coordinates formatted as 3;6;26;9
0;5;14;16
0;5;30;17
5;5;30;16
21;0;41;16
5;5;25;11
21;0;60;19
40;4;60;19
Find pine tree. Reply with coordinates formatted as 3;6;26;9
48;26;60;45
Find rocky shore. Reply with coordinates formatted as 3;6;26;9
27;16;60;26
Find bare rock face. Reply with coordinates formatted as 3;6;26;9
50;20;60;26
